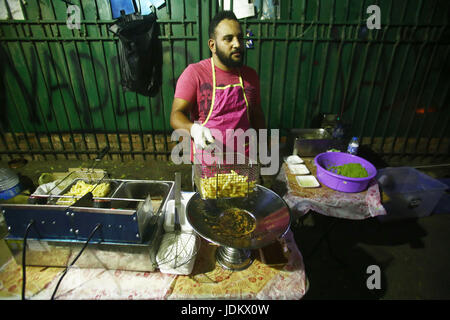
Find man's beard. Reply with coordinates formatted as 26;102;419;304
216;45;243;69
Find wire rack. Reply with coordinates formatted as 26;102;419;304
156;231;201;271
30;169;111;206
193;152;260;199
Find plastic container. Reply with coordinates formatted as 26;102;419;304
433;178;450;215
332;122;344;139
164;192;196;232
347;137;359;155
314;152;377;193
0;168;21;200
377;167;448;221
296;175;320;188
288;164;310;175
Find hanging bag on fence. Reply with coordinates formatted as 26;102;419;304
109;11;162;97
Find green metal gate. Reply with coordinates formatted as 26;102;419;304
0;0;449;161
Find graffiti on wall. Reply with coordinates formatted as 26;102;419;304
0;41;193;133
0;24;447;136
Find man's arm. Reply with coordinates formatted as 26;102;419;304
171;98;215;148
248;69;266;131
170;97;194;132
249;102;266;131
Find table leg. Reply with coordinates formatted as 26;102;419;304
302;217;347;266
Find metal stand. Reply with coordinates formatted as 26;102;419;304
215;246;254;271
186;185;291;272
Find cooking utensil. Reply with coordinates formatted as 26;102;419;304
90;146;110;171
155;172;200;273
37;146;111;206
186;184;291;270
193;152;259;200
173;172;181;267
71;147;110;207
174;172;181;233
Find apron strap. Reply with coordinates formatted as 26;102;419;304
203;58;249;126
203;58;217;125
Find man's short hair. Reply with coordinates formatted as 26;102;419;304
209;10;239;39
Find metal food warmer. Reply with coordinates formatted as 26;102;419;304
0;174;174;272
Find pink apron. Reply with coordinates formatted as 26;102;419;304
192;58;251;164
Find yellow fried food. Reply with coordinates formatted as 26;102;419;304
211;208;256;238
56;180;110;205
199;170;256;199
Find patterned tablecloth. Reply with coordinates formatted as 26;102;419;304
280;159;386;220
0;230;307;300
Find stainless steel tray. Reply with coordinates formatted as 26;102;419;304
290;128;346;156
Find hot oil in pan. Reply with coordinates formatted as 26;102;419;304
111;197;163;211
112;200;138;210
210;208;256;238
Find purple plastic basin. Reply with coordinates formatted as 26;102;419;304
314;152;377;193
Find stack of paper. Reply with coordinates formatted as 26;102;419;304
221;0;256;19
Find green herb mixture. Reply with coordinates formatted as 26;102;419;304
327;162;368;178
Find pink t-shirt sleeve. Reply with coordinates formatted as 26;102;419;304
174;64;198;104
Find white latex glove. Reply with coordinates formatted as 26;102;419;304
190;123;215;149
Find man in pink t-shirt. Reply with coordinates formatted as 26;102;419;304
170;11;266;157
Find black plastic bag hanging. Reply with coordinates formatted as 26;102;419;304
109;11;162;97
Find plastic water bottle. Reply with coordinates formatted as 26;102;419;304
332;122;344;139
347;137;359;155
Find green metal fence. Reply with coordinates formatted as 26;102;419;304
0;0;449;161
